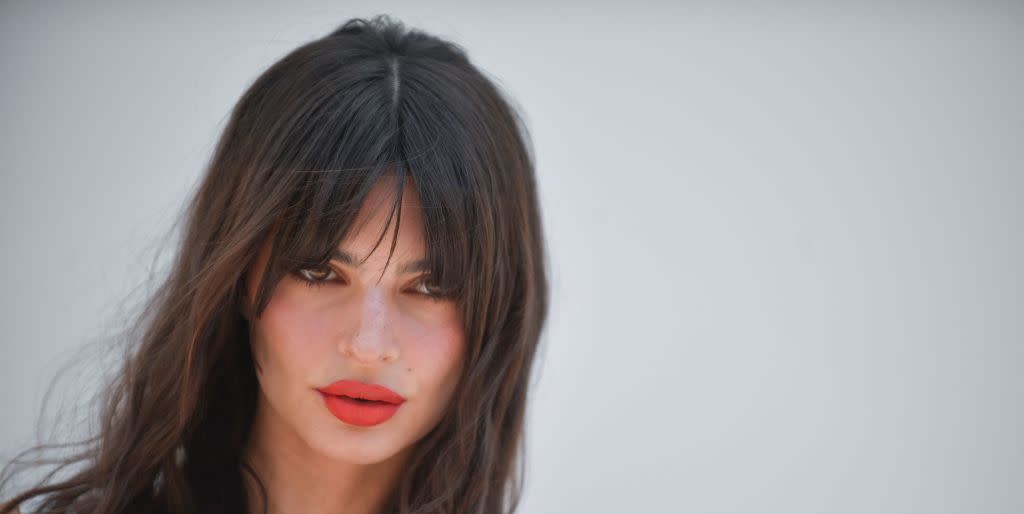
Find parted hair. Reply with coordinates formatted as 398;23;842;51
1;15;548;514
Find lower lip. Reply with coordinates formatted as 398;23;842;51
319;392;402;427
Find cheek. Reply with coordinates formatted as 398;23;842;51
252;284;343;381
399;316;466;394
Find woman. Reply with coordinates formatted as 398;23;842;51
1;15;548;514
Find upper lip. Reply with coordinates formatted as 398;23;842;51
317;380;406;404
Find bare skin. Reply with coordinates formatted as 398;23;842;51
240;177;465;514
242;420;409;514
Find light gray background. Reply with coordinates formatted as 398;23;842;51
2;1;1022;513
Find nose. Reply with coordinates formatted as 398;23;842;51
339;288;400;364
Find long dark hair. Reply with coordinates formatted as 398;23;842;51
1;15;548;514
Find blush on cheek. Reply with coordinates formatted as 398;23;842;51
415;330;466;386
253;292;332;382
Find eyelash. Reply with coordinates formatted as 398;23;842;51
295;265;339;288
293;265;447;300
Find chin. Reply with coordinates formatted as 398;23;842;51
305;423;411;465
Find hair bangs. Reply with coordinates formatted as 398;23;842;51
246;62;404;313
245;45;488;313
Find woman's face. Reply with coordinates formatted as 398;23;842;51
245;178;465;465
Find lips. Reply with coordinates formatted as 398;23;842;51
317;380;405;427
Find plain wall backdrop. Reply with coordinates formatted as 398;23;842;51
1;1;1021;513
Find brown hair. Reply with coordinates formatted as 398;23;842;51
1;15;547;514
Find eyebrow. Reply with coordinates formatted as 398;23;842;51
330;248;430;274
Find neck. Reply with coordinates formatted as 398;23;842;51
242;396;409;514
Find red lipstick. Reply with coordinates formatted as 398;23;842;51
317;380;406;427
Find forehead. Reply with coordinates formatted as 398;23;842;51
341;176;426;263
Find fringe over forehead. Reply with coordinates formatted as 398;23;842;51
216;19;535;321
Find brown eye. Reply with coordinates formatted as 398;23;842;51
410;276;446;299
295;266;338;287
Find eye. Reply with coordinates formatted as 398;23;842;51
409;275;447;299
294;265;339;288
